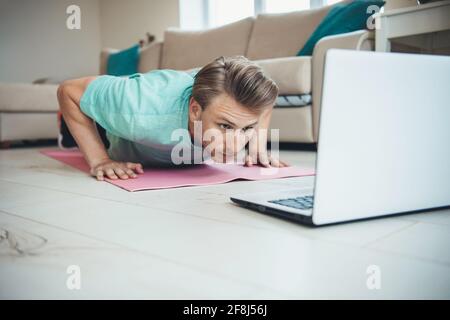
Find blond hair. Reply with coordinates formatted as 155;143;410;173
192;55;278;112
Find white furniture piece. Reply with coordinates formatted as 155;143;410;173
375;0;450;52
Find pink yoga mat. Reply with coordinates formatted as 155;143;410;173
40;149;315;192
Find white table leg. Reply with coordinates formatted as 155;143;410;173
375;16;391;52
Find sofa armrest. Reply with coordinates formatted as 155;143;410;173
312;30;374;142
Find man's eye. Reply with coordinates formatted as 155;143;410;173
219;124;232;130
244;126;254;132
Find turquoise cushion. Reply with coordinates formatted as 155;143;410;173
297;0;385;56
106;44;140;76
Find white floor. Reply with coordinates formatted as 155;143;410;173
0;147;449;299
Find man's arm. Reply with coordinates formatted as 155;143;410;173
57;77;144;180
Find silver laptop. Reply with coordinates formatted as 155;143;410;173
231;49;450;226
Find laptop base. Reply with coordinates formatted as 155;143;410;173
230;197;315;226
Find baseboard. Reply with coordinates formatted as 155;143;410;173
1;139;57;149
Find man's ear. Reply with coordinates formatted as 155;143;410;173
189;97;203;121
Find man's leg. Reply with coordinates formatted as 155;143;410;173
59;116;110;149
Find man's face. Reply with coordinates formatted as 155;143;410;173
188;93;263;162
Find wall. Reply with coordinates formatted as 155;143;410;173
99;0;179;49
179;0;206;30
0;0;101;83
0;0;180;83
384;0;418;11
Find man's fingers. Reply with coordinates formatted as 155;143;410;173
258;152;270;167
125;162;135;169
96;170;105;181
248;136;259;161
114;167;129;179
244;155;253;167
136;164;144;173
93;162;144;181
105;168;118;180
125;168;137;178
91;160;145;181
126;162;144;174
270;157;281;168
270;158;289;167
280;160;290;167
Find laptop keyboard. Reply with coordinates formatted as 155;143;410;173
268;195;314;210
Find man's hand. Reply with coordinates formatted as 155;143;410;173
243;107;289;168
90;159;144;181
244;151;289;168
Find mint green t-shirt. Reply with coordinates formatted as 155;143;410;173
80;69;200;167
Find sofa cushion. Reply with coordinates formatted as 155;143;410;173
246;3;336;60
161;17;254;70
107;44;140;76
255;56;311;94
99;48;119;75
0;83;59;112
298;0;385;56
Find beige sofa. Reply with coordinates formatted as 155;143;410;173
100;2;374;144
0;1;374;145
0;83;59;144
